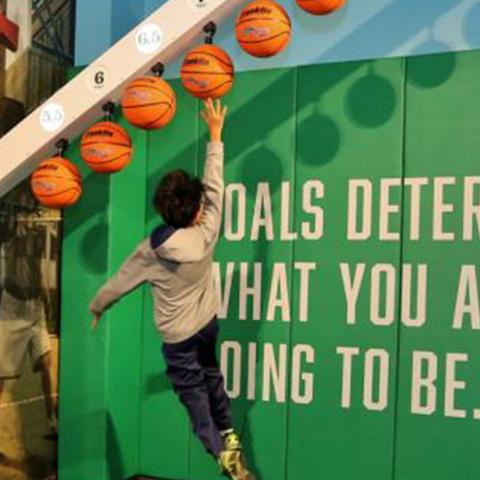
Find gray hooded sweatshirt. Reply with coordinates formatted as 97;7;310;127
89;142;224;344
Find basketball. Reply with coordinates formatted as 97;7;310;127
121;76;176;130
31;157;82;208
180;44;234;99
296;0;345;15
81;121;132;173
236;0;291;58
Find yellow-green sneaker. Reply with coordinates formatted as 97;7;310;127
223;431;242;451
219;449;256;480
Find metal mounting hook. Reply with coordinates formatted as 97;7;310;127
203;21;217;44
102;101;116;121
55;138;69;156
151;62;165;77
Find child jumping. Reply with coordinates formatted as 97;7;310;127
89;98;255;480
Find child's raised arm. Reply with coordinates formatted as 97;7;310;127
153;99;227;263
199;99;228;244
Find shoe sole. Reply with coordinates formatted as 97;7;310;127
222;470;256;480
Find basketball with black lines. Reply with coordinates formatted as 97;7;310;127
180;44;234;99
121;76;176;130
31;157;82;208
236;0;291;58
296;0;345;15
81;121;132;173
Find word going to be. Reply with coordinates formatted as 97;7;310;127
221;341;315;405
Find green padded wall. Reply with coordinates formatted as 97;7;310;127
60;50;480;480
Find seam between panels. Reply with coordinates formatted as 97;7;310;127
136;129;150;476
284;65;299;480
104;174;114;480
390;55;409;480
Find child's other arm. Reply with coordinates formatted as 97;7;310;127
89;244;149;315
198;140;224;245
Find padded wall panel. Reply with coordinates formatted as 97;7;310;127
287;57;405;480
105;117;148;480
394;50;480;480
60;151;111;480
138;80;197;479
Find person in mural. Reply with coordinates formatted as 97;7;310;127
90;98;256;480
0;216;58;435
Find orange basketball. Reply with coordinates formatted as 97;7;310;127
296;0;345;15
121;76;176;130
31;157;82;208
236;0;291;58
81;121;132;173
181;44;234;99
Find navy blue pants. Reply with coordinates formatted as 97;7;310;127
162;318;232;457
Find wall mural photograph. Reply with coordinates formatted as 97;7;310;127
0;1;74;479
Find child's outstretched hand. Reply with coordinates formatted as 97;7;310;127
91;309;102;331
201;98;227;142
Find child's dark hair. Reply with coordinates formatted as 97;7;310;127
154;169;205;228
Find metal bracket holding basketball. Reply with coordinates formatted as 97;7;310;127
0;0;246;198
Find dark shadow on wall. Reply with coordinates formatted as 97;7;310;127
144;371;171;398
407;49;456;89
63;171;111;240
346;66;397;129
297;110;341;166
80;217;110;274
240;145;284;198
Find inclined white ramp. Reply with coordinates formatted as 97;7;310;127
0;0;245;198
